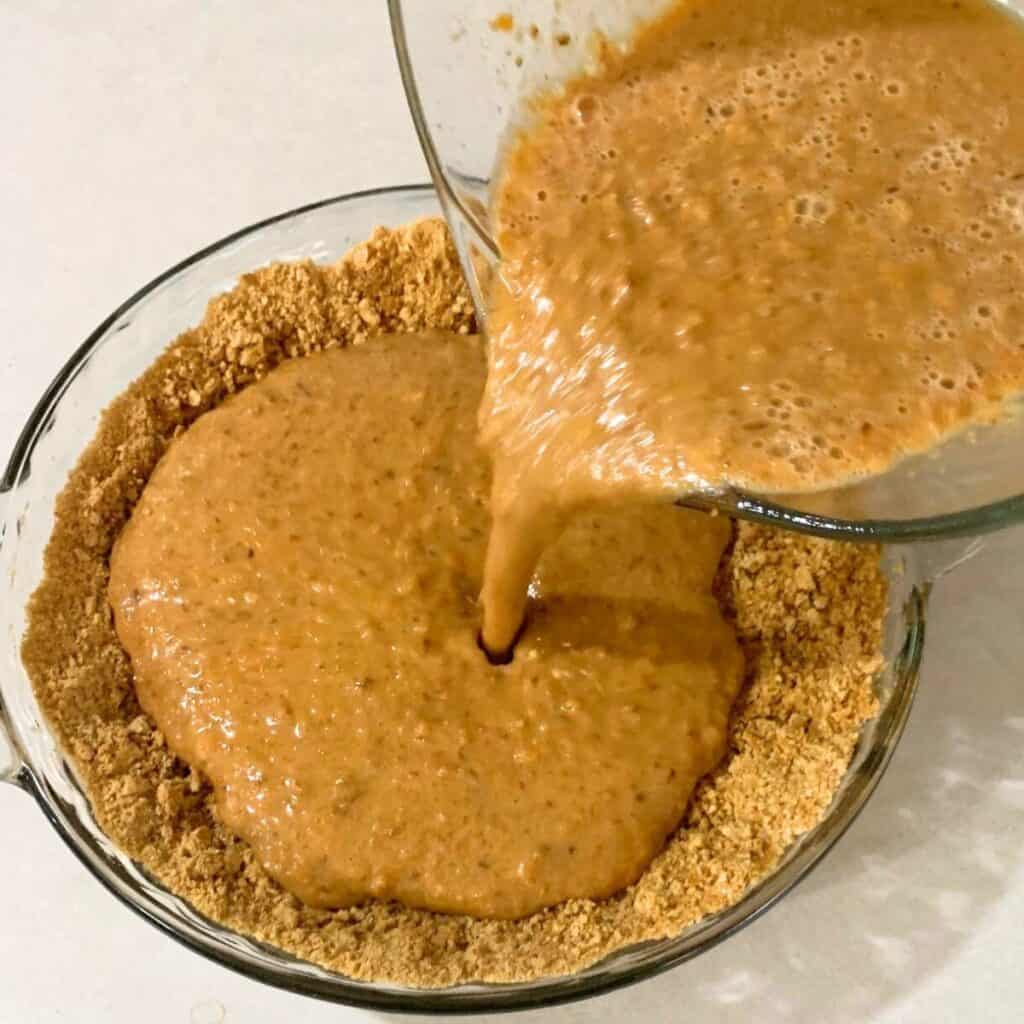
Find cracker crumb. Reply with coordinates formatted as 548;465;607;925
490;13;515;33
22;218;884;987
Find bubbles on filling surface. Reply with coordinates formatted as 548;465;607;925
491;1;1024;493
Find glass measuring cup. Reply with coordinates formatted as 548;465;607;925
389;0;1024;548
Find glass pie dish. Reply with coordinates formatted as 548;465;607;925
0;184;926;1013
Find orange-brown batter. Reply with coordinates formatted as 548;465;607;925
109;333;743;919
480;0;1024;651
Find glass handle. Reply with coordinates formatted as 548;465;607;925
0;469;26;785
0;705;24;787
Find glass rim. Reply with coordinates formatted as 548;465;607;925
0;184;927;1014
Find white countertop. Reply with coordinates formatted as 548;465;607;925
3;3;1023;1022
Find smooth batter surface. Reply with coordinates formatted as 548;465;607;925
109;333;743;919
480;0;1024;651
